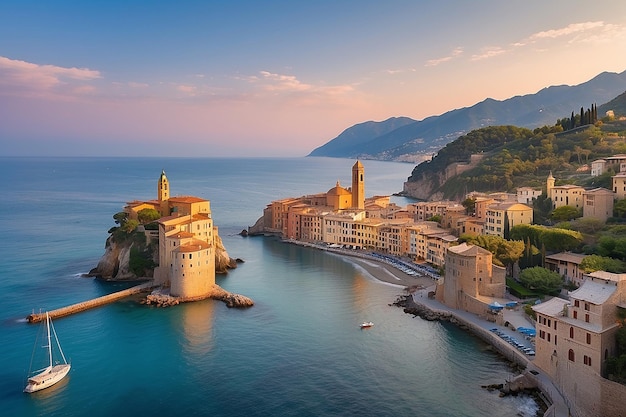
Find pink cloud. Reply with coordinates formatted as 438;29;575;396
0;56;101;98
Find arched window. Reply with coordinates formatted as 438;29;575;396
568;349;575;362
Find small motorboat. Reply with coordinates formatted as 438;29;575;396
360;321;374;328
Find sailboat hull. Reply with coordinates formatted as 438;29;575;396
24;364;71;393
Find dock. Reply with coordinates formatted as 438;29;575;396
27;281;156;323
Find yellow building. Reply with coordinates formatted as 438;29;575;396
550;183;585;210
128;171;219;300
483;202;533;237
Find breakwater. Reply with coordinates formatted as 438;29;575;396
27;281;156;323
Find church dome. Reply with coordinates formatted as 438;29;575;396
327;181;351;196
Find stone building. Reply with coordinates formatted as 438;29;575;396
437;243;506;315
532;271;626;417
134;171;219;300
582;187;614;223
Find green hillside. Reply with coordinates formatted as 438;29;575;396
405;119;626;200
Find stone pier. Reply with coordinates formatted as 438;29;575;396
27;281;156;323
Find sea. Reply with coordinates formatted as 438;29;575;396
0;156;542;417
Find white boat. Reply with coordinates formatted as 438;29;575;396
24;312;71;393
360;321;374;328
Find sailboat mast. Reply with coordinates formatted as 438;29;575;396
46;312;52;368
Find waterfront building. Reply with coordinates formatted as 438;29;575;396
437;243;506;315
533;271;626;417
122;171;219;299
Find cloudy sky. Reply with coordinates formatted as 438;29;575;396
2;0;626;157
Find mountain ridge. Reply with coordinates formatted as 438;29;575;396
309;70;626;162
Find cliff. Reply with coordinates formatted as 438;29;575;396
87;227;237;281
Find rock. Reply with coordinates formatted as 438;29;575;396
90;226;238;280
239;229;248;237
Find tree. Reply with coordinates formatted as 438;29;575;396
615;199;626;218
570;218;604;234
551;205;581;222
511;224;583;253
580;254;626;274
462;197;476;215
137;208;161;224
122;219;139;233
427;214;442;223
519;266;563;294
113;211;128;225
532;195;553;225
464;235;525;274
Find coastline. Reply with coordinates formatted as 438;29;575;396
287;240;570;417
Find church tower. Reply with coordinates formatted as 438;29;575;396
352;160;365;209
158;170;170;216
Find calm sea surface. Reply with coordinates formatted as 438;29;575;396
0;157;540;416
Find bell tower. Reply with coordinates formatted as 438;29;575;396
352;160;365;209
158;170;170;216
158;170;170;202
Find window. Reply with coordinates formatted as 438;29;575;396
570;327;574;339
568;349;575;362
587;333;591;344
585;314;589;323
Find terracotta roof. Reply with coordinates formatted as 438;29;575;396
168;196;207;203
178;240;211;252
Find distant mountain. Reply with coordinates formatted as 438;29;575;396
308;70;626;162
307;117;417;158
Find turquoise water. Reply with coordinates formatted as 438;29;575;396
0;157;540;416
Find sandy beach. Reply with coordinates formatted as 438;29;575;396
340;255;437;290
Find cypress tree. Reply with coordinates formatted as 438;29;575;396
580;107;584;126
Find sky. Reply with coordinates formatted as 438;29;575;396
1;1;626;158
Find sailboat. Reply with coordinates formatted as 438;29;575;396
24;312;71;393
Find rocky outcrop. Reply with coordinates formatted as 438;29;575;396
87;236;151;281
393;295;452;321
206;284;254;308
87;228;238;281
143;284;254;308
247;214;267;236
214;233;237;274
